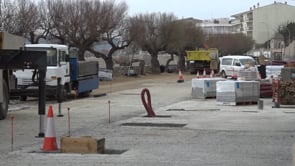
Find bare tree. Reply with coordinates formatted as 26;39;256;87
0;0;40;43
207;33;253;56
166;19;204;71
43;0;105;59
87;0;130;70
43;0;129;66
129;12;177;73
278;21;295;46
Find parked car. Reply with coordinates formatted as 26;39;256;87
219;55;257;78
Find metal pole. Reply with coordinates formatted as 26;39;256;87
37;69;46;137
10;114;14;151
108;100;111;123
57;77;63;117
67;107;71;137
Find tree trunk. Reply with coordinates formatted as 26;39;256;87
78;49;85;60
104;57;114;70
151;54;160;73
165;53;174;73
178;53;186;71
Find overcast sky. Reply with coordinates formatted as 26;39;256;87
120;0;295;20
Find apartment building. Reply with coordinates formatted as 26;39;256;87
200;18;233;35
231;1;295;45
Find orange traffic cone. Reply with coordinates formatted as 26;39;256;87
210;69;214;78
202;68;206;78
196;70;200;78
43;105;58;151
232;68;237;80
177;69;184;83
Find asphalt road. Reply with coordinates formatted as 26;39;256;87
1;73;295;166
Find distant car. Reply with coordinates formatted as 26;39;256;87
265;63;285;79
219;55;257;78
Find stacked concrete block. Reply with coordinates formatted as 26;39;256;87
191;78;226;99
238;70;258;81
216;80;260;105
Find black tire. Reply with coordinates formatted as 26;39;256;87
78;91;91;97
221;71;227;78
0;81;9;120
20;96;27;101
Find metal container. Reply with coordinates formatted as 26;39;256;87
257;99;263;110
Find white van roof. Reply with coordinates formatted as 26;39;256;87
221;55;254;59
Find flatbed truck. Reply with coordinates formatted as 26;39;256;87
13;44;99;100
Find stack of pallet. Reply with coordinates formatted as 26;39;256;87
191;78;226;99
278;66;295;105
278;81;295;105
237;70;258;81
216;80;260;105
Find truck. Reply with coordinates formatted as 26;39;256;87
186;48;219;74
13;44;99;101
0;32;25;120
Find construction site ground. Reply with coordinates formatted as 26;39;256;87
1;72;295;166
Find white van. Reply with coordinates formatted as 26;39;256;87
219;55;257;78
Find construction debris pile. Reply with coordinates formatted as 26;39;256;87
278;81;295;105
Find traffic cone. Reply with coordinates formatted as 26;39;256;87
232;68;237;80
202;68;206;78
43;105;58;151
210;69;214;78
196;70;200;78
177;69;184;83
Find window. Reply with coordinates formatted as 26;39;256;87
25;47;57;66
239;59;255;66
222;58;232;65
59;50;66;62
233;59;240;66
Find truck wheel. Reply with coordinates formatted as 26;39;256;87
221;71;227;78
0;81;9;120
78;91;91;97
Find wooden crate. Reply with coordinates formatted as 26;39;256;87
60;136;105;154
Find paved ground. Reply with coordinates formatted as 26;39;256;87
1;73;295;166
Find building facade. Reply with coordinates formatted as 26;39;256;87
200;18;234;35
231;2;295;45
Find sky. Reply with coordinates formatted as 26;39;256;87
120;0;295;20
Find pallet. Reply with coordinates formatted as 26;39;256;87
217;101;258;106
236;101;258;105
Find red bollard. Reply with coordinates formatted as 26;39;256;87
67;107;71;137
141;88;156;117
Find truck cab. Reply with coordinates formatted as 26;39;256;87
14;44;71;100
